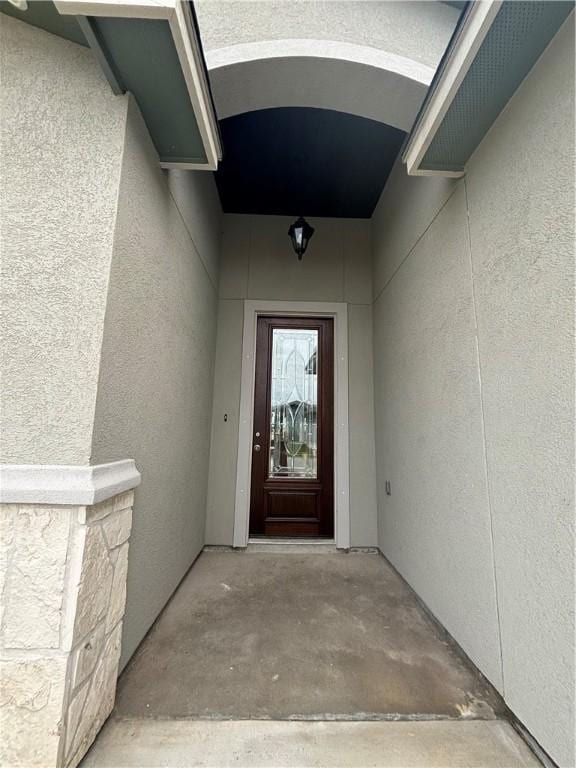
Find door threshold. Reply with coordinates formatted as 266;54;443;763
249;537;335;545
247;537;338;553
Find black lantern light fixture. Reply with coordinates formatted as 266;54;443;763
288;216;314;260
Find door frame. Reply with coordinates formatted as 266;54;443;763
233;300;350;549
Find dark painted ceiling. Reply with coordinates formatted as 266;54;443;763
214;108;405;218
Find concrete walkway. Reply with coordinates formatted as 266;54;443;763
114;551;503;719
83;719;541;767
82;550;541;767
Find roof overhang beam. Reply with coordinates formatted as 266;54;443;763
403;1;574;178
403;0;502;178
55;0;222;170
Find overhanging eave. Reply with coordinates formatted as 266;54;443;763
403;1;574;177
53;0;222;170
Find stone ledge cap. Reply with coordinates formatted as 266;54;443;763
0;460;141;505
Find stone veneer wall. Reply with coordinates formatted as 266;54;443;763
0;491;134;767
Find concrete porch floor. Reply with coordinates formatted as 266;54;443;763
83;550;541;767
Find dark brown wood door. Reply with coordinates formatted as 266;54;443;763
249;316;334;538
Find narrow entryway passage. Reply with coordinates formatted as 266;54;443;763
83;551;541;766
115;551;501;719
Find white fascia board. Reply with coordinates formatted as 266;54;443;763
403;0;502;177
170;0;221;169
159;161;212;170
408;168;465;179
55;0;222;170
54;0;176;20
0;460;141;505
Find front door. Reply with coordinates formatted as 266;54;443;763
249;316;334;538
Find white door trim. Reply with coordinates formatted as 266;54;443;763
234;300;350;549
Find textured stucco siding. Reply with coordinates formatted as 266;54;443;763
205;299;244;546
166;170;222;289
372;160;457;298
90;99;222;668
464;16;575;766
0;16;128;464
373;184;502;686
348;303;378;546
196;1;458;133
371;17;575;767
196;1;459;69
206;214;378;547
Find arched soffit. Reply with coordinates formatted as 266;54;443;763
205;40;436;133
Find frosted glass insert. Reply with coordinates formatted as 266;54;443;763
269;328;318;479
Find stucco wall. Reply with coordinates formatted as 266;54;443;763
373;183;503;687
196;1;458;70
206;214;378;547
464;16;575;765
196;1;459;133
0;16;128;465
0;15;223;673
90;99;222;667
371;17;575;766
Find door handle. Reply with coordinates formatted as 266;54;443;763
254;444;261;452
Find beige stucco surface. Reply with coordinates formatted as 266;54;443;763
205;299;244;546
206;214;378;546
165;170;222;289
219;215;373;304
464;16;575;766
0;17;224;674
373;184;502;687
90;99;222;667
204;49;430;132
0;16;128;464
372;160;457;298
348;304;378;547
2;11;573;766
196;2;458;132
371;17;575;767
196;1;458;69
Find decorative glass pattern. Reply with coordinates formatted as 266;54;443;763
268;328;318;479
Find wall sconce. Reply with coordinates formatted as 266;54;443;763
288;216;314;261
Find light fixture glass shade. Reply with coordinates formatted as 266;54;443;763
288;217;314;260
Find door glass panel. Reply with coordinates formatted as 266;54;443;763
269;328;318;479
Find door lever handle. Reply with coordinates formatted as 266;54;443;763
254;444;261;452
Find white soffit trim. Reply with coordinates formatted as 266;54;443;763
54;0;222;170
206;39;436;87
0;460;141;505
54;0;177;19
403;0;502;177
159;161;212;171
207;39;434;130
